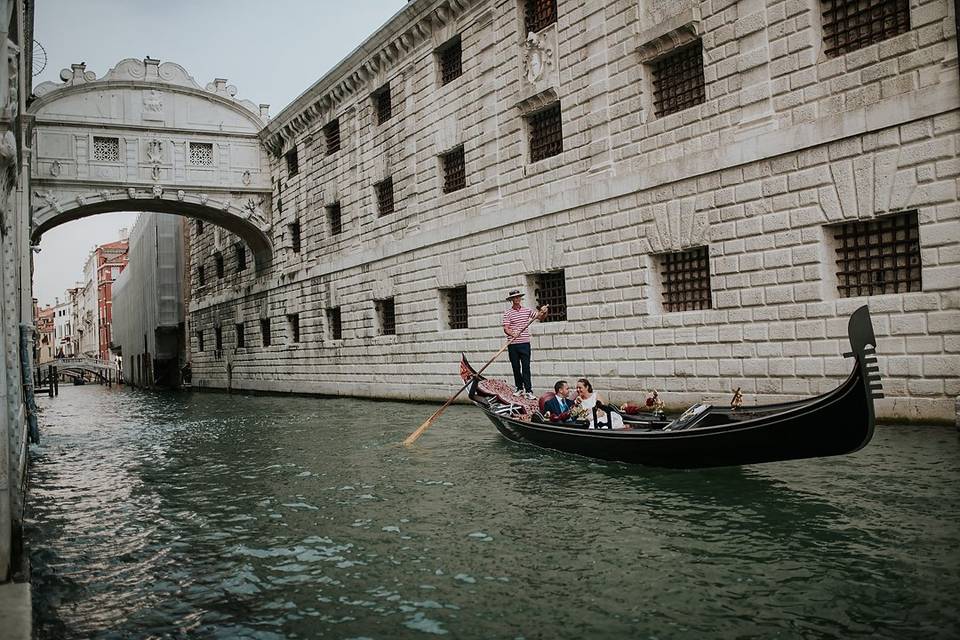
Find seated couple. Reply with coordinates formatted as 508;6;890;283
542;378;625;430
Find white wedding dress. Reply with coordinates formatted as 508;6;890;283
579;392;625;430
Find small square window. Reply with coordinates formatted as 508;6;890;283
437;35;463;85
214;252;224;278
235;322;245;348
377;298;396;336
260;318;272;347
441;286;468;330
288;221;301;253
375;177;395;216
524;0;558;35
373;84;392;125
651;41;706;118
189;142;214;166
196;330;204;352
658;246;712;312
287;313;300;343
324;119;340;155
235;243;247;271
327;202;343;236
92;136;120;162
830;211;921;297
527;102;563;163
533;271;567;322
822;0;911;57
327;307;342;340
198;265;206;286
285;148;299;176
441;146;466;193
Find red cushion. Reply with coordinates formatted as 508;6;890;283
538;392;556;413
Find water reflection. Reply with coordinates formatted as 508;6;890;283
28;385;960;639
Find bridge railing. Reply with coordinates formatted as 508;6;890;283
39;356;118;372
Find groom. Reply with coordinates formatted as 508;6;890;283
544;380;575;422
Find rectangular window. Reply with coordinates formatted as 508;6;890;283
831;211;921;297
442;286;469;330
198;265;205;286
377;298;396;336
659;246;712;312
375;177;395;216
196;330;204;352
285;148;299;176
327;202;343;236
287;313;300;343
189;142;214;166
196;219;204;234
441;146;466;194
524;0;558;35
92;136;120;162
214;252;224;278
260;318;272;347
534;271;567;322
235;243;247;271
528;102;563;163
288;221;301;253
822;0;910;57
373;84;392;125
327;307;342;340
235;322;245;348
215;326;223;352
324;119;340;155
651;41;706;118
438;35;463;85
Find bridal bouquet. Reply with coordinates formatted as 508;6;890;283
569;404;589;420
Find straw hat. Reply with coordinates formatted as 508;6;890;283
505;289;524;301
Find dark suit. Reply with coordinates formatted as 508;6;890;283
544;394;574;422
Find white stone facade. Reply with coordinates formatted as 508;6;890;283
186;0;959;422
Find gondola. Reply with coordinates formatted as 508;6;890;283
461;306;882;469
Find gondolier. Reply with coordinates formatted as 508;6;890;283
502;289;547;400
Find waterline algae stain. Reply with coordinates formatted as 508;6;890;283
28;385;960;638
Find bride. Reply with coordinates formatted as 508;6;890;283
574;378;625;430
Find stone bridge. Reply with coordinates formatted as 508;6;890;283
26;57;274;269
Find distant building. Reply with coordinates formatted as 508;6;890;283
77;232;129;360
112;214;186;387
34;304;55;364
53;295;74;357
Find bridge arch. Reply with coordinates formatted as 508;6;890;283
27;57;274;269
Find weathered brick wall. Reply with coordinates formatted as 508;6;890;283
190;0;959;421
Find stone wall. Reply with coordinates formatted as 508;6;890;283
190;0;960;422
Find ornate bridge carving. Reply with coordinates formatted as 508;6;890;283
27;57;274;269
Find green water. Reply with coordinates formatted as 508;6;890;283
28;385;960;639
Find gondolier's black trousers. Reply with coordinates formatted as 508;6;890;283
508;342;532;393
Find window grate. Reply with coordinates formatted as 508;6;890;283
439;36;463;85
444;286;468;330
376;177;395;216
374;84;392;125
189;142;214;166
215;326;223;351
378;298;396;336
327;307;342;340
660;246;712;312
198;265;205;286
235;243;247;271
235;322;245;348
286;148;299;176
93;136;120;162
528;102;563;163
822;0;910;57
196;330;204;352
652;41;706;118
287;314;300;343
324;119;340;155
288;221;301;253
328;202;343;236
260;318;272;347
832;211;921;297
214;252;224;278
524;0;558;34
535;271;567;322
441;146;466;193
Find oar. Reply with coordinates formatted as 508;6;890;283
403;305;547;446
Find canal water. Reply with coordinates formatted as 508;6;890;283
29;384;960;639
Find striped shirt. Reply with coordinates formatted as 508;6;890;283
503;306;536;344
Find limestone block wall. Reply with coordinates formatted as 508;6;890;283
190;0;960;421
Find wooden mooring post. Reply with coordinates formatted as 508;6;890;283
53;366;59;396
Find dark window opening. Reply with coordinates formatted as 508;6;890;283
196;219;204;234
524;0;558;35
528;102;563;162
214;252;224;278
288;221;301;253
822;0;911;57
324;118;341;155
375;177;395;216
286;148;299;176
441;146;466;193
534;271;567;322
260;318;272;347
831;211;921;297
377;298;396;336
198;265;205;286
327;307;342;340
659;246;713;312
438;35;463;85
196;330;204;352
215;326;223;351
443;286;469;330
328;202;343;236
373;84;392;125
652;41;706;118
235;322;245;348
235;243;247;271
287;313;300;343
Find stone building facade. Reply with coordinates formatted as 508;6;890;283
189;0;960;422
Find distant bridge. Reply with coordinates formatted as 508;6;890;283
36;357;119;384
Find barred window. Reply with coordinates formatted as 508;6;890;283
196;330;204;352
324;119;341;155
822;0;911;57
373;84;392;125
92;136;120;162
376;177;395;216
659;246;712;312
260;318;272;347
652;41;706;118
377;298;396;336
528;102;563;163
235;243;247;271
442;286;469;330
438;35;463;85
441;146;466;193
285;148;299;176
235;322;245;348
327;307;342;340
524;0;558;35
327;202;343;236
214;252;224;279
287;313;300;343
189;142;214;166
288;221;301;253
831;211;921;297
198;265;205;286
215;326;223;352
534;271;567;322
